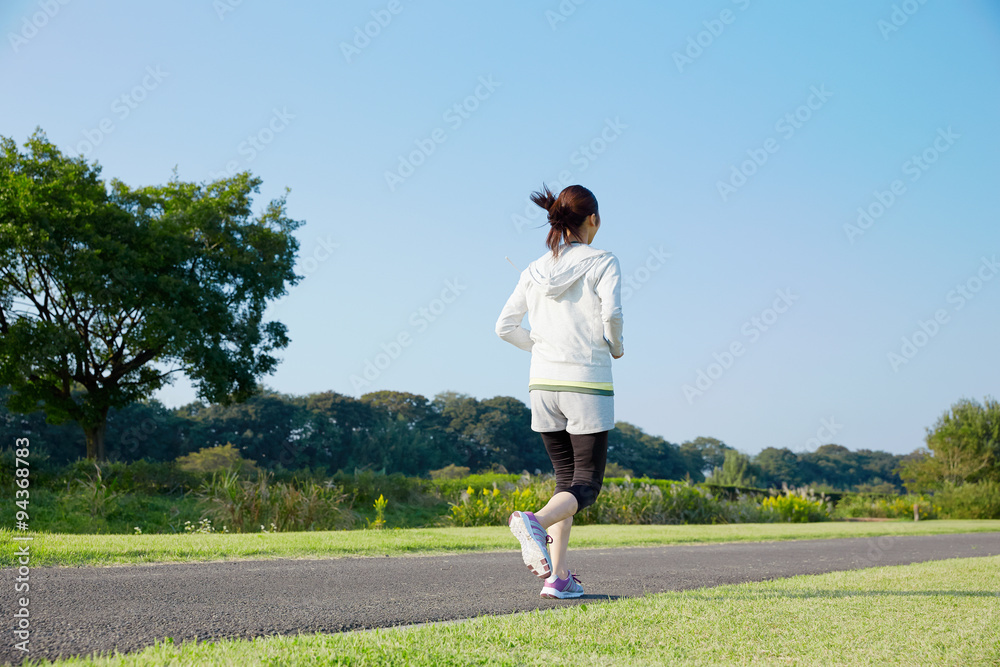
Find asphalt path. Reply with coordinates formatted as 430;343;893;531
3;531;999;664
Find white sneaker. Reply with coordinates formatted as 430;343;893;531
541;570;584;599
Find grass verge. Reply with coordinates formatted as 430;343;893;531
2;520;998;568
20;554;1000;665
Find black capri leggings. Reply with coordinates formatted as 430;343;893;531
539;430;608;513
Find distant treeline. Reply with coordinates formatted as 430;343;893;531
0;386;910;492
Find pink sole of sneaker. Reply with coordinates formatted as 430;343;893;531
509;513;552;579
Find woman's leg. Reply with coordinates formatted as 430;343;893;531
535;430;609;579
535;429;577;528
546;515;573;579
534;491;576;580
534;430;578;577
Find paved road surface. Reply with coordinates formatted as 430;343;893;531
2;532;998;664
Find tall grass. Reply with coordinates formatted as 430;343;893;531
196;469;352;532
446;476;836;526
8;453;999;535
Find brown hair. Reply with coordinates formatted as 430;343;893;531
530;184;599;258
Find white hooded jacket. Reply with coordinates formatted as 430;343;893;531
495;242;623;385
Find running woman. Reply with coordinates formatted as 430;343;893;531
495;183;623;599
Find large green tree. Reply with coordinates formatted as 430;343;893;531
0;130;302;460
900;396;1000;490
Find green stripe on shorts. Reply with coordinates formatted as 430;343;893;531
528;383;614;396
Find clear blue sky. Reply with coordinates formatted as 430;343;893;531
3;1;998;457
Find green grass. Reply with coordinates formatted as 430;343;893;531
10;488;206;535
2;486;453;535
20;554;1000;665
3;520;998;567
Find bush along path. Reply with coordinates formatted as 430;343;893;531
2;453;990;537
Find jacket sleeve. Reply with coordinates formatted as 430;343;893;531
495;274;534;352
596;255;624;357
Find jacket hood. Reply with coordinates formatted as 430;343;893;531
527;243;611;298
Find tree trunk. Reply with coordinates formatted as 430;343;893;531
83;409;110;461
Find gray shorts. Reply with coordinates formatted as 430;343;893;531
530;390;615;434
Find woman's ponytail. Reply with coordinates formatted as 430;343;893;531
530;183;599;258
529;184;558;214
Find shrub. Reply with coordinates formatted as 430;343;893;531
432;473;522;500
762;495;824;522
47;458;203;496
448;483;550;527
367;494;388;530
719;493;780;524
331;468;435;507
196;469;351;532
833;494;936;520
0;447;61;491
761;485;832;522
69;463;122;519
428;464;471;480
932;481;1000;519
446;475;840;527
577;479;727;525
176;443;258;476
